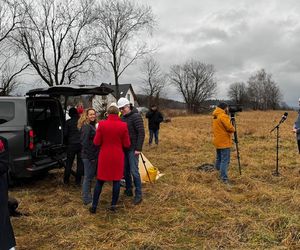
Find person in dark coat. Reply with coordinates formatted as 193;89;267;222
293;98;300;153
89;104;130;213
78;108;99;205
0;136;16;250
117;98;145;205
145;104;164;145
64;107;83;185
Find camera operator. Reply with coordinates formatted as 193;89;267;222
212;103;235;184
293;98;300;153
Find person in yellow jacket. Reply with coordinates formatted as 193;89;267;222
212;102;235;183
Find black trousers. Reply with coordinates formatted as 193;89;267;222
297;140;300;154
64;144;84;184
92;180;121;208
0;174;16;250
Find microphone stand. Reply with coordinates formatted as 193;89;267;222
230;113;242;175
270;116;287;176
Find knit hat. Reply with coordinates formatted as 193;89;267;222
217;102;228;110
69;107;78;117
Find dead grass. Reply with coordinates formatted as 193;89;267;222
10;110;300;249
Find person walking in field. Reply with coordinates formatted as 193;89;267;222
292;98;300;154
89;103;130;213
78;108;99;205
212;102;235;184
117;97;145;205
0;136;16;250
146;104;164;145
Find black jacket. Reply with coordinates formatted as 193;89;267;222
146;110;163;130
0;136;16;250
64;116;81;146
122;111;145;151
80;123;99;160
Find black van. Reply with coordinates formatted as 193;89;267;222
0;84;112;181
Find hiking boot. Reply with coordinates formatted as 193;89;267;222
89;207;96;214
133;196;142;205
83;200;92;206
107;205;117;212
222;179;233;186
124;189;133;197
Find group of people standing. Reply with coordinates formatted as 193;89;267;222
64;98;164;213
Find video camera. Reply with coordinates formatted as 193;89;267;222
229;104;242;117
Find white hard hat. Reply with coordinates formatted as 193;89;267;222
117;97;130;108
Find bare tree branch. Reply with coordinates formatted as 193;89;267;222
94;0;155;99
12;0;101;86
169;60;217;113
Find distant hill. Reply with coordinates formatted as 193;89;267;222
136;94;186;109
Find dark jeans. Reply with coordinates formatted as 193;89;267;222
124;150;142;198
64;144;83;184
82;159;97;204
215;148;231;181
149;129;159;145
92;180;120;209
297;140;300;154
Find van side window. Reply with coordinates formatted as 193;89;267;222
0;102;15;124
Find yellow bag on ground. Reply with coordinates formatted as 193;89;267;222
138;153;161;183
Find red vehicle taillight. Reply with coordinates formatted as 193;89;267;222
29;129;35;150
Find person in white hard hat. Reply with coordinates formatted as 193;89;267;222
117;97;145;205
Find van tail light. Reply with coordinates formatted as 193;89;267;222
24;126;35;151
29;130;35;150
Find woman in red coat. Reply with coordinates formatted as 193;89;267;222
90;104;130;213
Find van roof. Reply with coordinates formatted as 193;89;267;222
0;96;26;100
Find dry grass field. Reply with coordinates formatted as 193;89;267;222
10;110;300;249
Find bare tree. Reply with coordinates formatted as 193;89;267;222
247;69;281;110
0;55;29;95
227;82;248;105
94;0;155;99
140;56;166;107
169;60;217;113
12;0;100;87
0;0;28;95
0;0;21;43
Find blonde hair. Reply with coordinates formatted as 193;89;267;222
107;106;119;115
77;108;97;129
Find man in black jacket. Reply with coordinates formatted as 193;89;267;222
0;136;16;250
117;98;145;205
146;104;163;145
64;107;83;185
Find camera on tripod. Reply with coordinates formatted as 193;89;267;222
228;104;243;117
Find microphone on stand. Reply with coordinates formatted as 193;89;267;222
279;112;288;124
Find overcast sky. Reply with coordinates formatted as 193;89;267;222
109;0;300;106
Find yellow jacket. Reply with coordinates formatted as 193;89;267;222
212;107;235;149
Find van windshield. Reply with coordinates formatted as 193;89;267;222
0;102;15;125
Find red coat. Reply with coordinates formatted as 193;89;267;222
93;114;130;181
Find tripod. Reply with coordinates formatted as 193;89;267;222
230;113;242;175
270;112;288;176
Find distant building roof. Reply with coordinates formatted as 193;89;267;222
101;83;137;100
